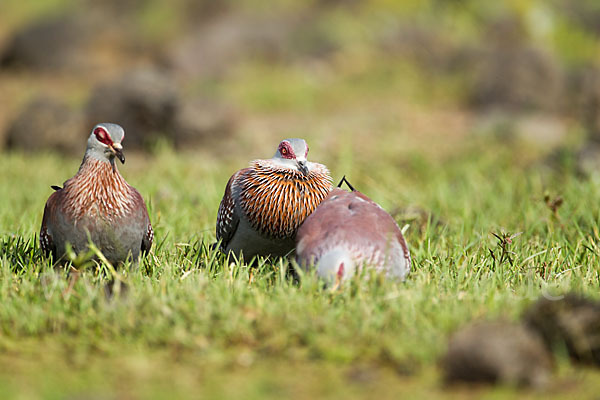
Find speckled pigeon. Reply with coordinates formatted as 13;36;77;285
40;123;153;265
216;138;332;260
295;180;411;284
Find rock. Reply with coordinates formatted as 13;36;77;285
475;111;568;148
557;0;600;35
467;16;563;112
166;14;290;78
566;66;600;141
85;68;179;149
378;24;457;72
441;321;553;387
0;15;90;71
165;13;335;78
575;142;600;176
469;46;562;112
523;293;600;366
173;98;238;148
5;97;84;154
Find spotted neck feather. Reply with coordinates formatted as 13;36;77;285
238;159;332;239
61;155;135;220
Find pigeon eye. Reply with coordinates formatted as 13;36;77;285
281;148;287;155
94;127;112;146
94;127;106;140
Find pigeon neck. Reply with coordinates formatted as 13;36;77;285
61;155;133;220
238;161;332;239
84;144;115;166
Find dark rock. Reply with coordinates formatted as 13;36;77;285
523;293;600;366
165;13;336;78
378;24;458;72
468;46;562;112
575;142;600;177
556;0;600;35
567;66;600;141
166;14;291;77
173;98;238;148
564;66;600;176
5;97;84;154
467;16;563;112
475;111;567;147
441;321;552;387
85;68;179;149
0;15;89;71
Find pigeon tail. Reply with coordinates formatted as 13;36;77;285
316;247;356;285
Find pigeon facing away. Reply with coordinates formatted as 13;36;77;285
40;123;153;265
216;138;332;260
295;182;411;284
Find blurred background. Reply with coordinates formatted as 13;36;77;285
0;0;599;170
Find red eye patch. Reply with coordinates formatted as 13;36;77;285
279;142;295;159
94;127;113;146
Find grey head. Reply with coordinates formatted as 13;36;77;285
272;138;310;175
86;123;126;164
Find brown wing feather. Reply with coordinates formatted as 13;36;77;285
131;188;153;254
142;224;154;254
216;169;247;249
40;190;61;258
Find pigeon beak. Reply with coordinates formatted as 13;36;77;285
112;143;125;164
297;159;309;176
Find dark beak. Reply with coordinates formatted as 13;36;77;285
297;160;309;176
113;147;125;164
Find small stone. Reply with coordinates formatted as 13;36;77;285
523;293;600;366
5;97;84;155
85;68;178;149
442;321;553;388
0;15;89;71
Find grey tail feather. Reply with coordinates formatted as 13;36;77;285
337;176;356;191
51;185;62;191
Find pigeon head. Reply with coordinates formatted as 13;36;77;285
273;138;310;176
86;123;126;164
316;247;356;286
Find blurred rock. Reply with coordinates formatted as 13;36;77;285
441;321;552;387
85;67;238;150
469;46;562;112
315;0;361;7
379;24;457;72
85;68;179;149
165;13;335;78
0;15;90;71
467;16;563;112
173;98;238;148
575;142;600;177
557;0;600;35
567;65;600;141
93;0;229;22
5;97;84;154
166;14;288;77
475;111;568;148
524;293;600;366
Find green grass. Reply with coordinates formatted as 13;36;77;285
0;139;599;399
1;0;600;397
